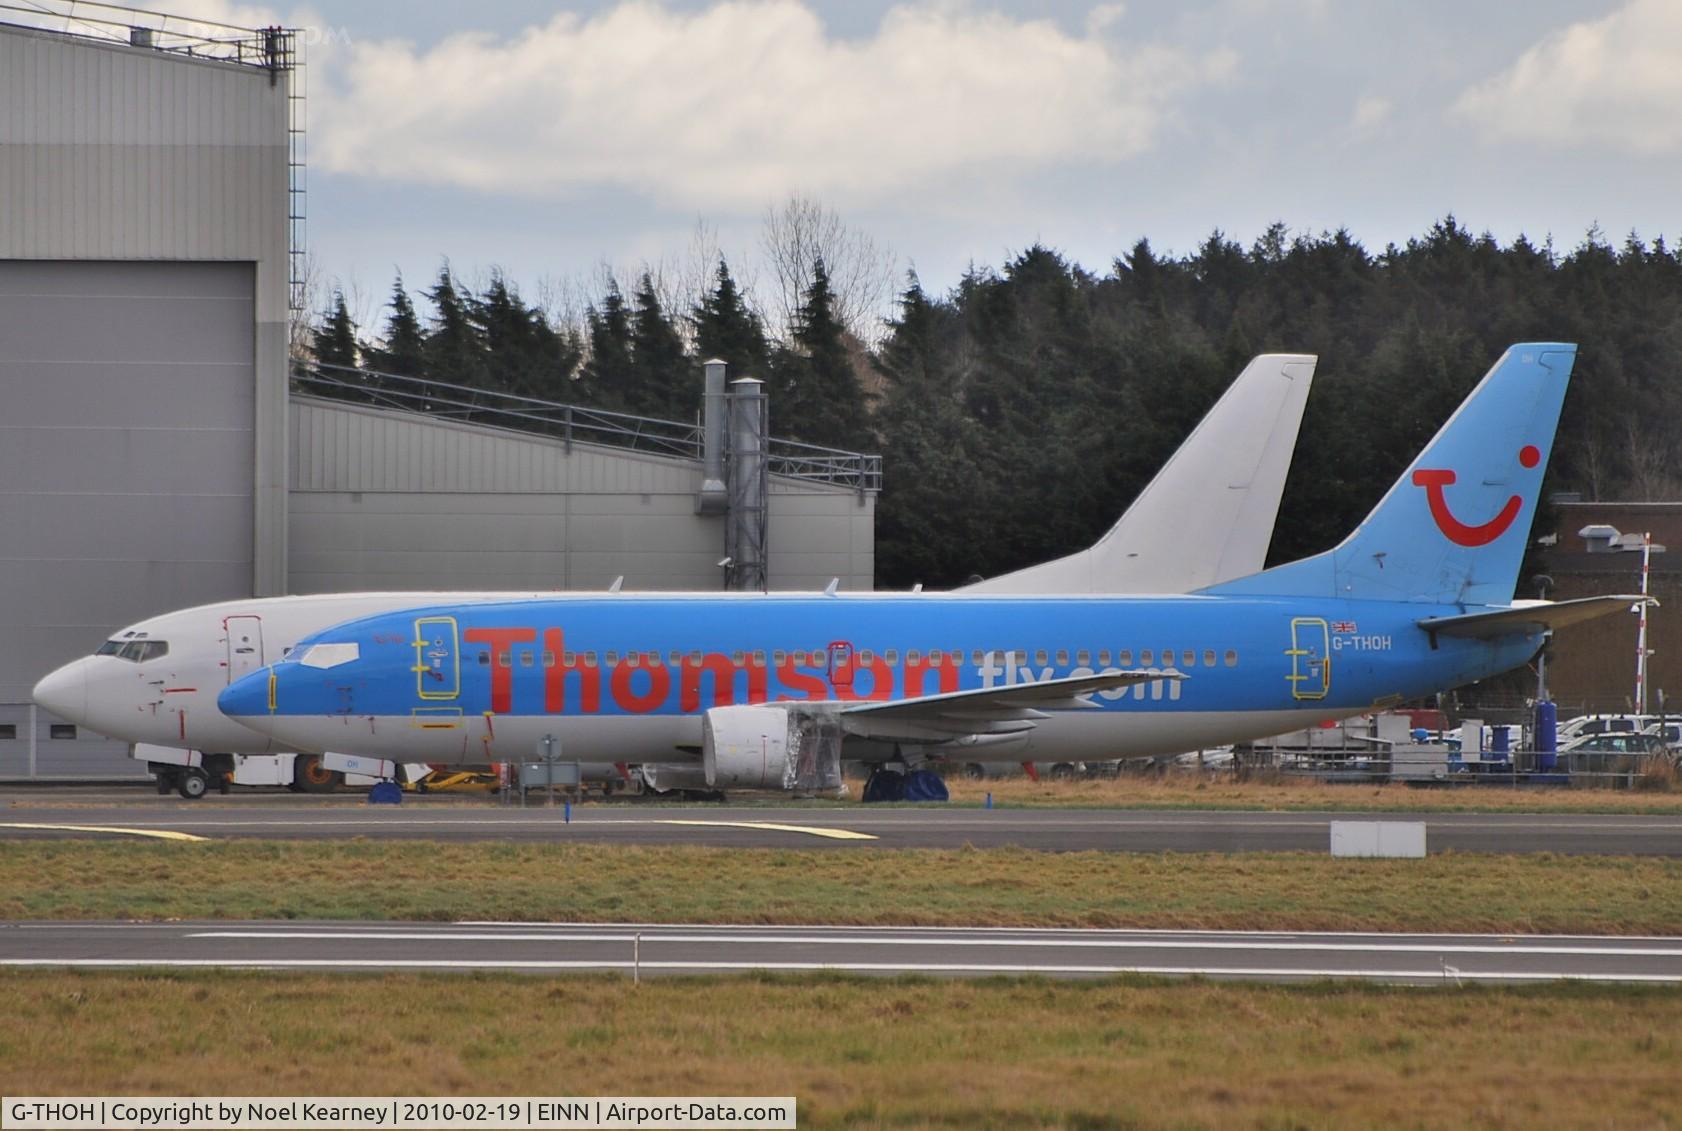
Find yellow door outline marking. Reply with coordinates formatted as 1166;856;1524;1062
0;823;208;842
1286;616;1332;700
414;616;461;701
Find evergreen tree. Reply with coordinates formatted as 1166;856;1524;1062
421;264;488;388
471;271;573;400
626;273;694;420
579;281;635;411
692;259;769;379
365;274;426;376
771;257;870;449
873;273;994;586
310;290;359;370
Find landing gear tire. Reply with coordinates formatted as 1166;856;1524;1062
154;771;174;795
177;767;209;800
292;753;341;794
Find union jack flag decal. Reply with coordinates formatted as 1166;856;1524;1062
1330;620;1358;634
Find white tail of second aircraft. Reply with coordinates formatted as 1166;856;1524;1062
965;353;1316;594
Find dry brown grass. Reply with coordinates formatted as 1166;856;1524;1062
935;772;1682;810
1;970;1678;1129
3;841;1680;934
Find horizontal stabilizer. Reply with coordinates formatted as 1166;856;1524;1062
1418;595;1655;640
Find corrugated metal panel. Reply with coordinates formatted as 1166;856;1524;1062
287;399;875;594
0;26;288;269
0;22;293;600
291;400;705;495
0;260;256;703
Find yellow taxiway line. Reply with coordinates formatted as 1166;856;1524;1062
0;822;209;842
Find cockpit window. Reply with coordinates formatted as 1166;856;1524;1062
299;642;360;670
95;640;123;656
113;640;169;663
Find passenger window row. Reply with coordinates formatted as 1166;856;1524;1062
469;646;1240;669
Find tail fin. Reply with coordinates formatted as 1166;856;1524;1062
1201;343;1576;606
966;353;1315;594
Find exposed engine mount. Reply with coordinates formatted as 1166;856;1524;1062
702;704;845;792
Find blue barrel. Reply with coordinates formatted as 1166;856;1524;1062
1536;700;1558;770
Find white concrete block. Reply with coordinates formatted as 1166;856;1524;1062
1330;820;1427;858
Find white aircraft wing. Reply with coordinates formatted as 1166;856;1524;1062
966;353;1315;594
838;670;1180;742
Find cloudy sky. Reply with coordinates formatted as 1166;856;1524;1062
62;0;1682;322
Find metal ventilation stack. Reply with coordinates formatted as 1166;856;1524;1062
724;377;770;592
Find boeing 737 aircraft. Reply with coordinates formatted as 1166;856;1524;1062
218;344;1643;793
32;354;1315;791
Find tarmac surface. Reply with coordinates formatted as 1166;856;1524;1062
0;787;1679;853
1;921;1678;983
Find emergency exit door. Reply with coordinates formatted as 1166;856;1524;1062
414;616;461;700
1286;617;1331;700
225;616;264;683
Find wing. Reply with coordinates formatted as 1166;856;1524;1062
839;670;1179;743
1418;595;1654;640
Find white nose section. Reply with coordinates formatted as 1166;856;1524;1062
33;659;89;722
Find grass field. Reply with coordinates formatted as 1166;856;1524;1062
3;841;1679;934
2;970;1678;1129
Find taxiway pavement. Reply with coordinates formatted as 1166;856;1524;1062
0;792;1678;854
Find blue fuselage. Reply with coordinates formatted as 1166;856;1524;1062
221;593;1540;764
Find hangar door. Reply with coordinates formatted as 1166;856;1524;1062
0;261;256;709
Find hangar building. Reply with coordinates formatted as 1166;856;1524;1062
0;8;878;778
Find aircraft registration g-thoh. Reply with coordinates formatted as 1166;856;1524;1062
31;353;1315;790
218;343;1643;793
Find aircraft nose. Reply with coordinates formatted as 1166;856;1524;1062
218;669;273;720
32;660;88;722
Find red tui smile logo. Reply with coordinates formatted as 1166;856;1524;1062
1411;445;1540;547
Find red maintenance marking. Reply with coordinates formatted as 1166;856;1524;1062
163;687;197;694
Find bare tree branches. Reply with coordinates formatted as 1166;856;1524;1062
760;192;897;347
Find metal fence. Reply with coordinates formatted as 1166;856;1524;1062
293;364;883;492
1237;744;1679;790
0;1;295;68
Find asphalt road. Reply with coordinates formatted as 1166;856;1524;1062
1;921;1677;983
1;791;1679;853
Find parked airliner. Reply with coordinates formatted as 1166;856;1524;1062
31;353;1315;790
219;344;1642;792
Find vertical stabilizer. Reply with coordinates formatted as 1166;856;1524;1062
965;353;1316;594
1203;343;1576;606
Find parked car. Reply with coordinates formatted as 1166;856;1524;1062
1561;732;1670;756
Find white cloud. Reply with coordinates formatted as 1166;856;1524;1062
1452;0;1682;154
1351;95;1391;133
308;0;1235;211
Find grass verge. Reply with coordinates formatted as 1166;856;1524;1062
934;774;1682;812
1;969;1678;1129
3;841;1679;933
